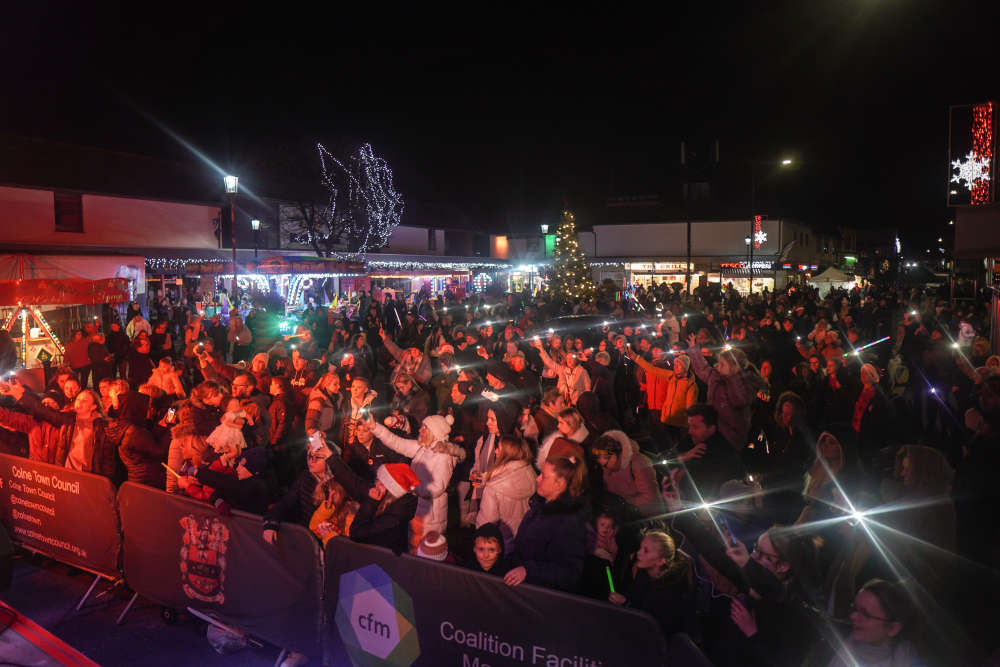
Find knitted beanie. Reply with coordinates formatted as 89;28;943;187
416;531;449;561
422;414;454;443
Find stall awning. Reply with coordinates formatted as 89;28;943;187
0;254;137;305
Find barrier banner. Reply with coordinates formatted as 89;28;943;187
117;483;323;658
323;538;668;667
0;453;120;577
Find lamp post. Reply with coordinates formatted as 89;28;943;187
748;157;794;295
251;218;261;258
744;236;752;294
535;223;550;295
224;175;239;302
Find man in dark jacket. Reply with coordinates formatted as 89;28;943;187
674;403;743;501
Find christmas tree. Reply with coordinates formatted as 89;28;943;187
545;209;595;301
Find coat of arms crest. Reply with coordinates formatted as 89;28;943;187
179;515;230;604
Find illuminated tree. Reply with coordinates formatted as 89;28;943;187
544;209;595;301
282;142;403;260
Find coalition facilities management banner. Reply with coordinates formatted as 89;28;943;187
117;482;323;659
323;538;668;667
0;453;120;577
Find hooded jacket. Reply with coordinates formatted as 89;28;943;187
599;430;663;517
466;522;514;576
476;460;537;550
632;355;699;427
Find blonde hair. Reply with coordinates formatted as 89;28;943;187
486;436;533;481
548;456;588;498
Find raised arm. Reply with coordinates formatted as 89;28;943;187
370;422;421;458
17;391;75;428
631;352;676;382
685;344;716;384
379;330;405;362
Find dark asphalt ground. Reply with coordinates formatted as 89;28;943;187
1;552;284;667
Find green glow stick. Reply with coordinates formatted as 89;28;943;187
605;565;615;593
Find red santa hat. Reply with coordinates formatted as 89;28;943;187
376;463;421;498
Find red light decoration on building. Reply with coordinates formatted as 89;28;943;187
753;215;763;249
950;101;996;206
971;102;993;205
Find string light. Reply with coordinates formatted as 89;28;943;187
753;215;765;249
315;142;404;260
951;102;994;205
544;209;595;300
365;259;508;271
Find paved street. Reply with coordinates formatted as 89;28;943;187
1;553;280;667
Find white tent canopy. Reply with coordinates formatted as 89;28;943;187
808;266;852;283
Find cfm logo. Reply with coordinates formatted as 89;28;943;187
335;564;420;666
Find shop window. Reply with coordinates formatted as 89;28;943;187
54;191;83;233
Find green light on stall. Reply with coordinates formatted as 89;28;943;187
843;256;857;265
544;234;556;257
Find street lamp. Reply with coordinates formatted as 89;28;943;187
251;218;261;258
224;175;239;304
748;156;795;295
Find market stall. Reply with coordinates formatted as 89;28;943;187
807;266;857;296
0;255;129;375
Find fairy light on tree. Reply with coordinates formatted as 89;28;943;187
283;142;403;260
543;209;595;302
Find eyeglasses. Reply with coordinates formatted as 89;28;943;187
307;454;327;462
751;542;782;562
850;603;893;623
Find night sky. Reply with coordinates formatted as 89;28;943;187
2;1;996;248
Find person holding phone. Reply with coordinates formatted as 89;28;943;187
606;531;697;640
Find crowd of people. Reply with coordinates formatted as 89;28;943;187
0;278;997;666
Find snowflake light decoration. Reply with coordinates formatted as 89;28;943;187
951;151;991;191
754;230;768;246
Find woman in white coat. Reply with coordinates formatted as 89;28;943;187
475;435;537;552
367;412;465;552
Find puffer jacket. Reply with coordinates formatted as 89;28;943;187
598;430;664;517
512;492;587;592
109;421;165;487
370;422;465;540
633;356;698;427
476;460;537;551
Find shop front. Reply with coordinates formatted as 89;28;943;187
505;264;547;295
626;261;698;291
714;260;778;294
